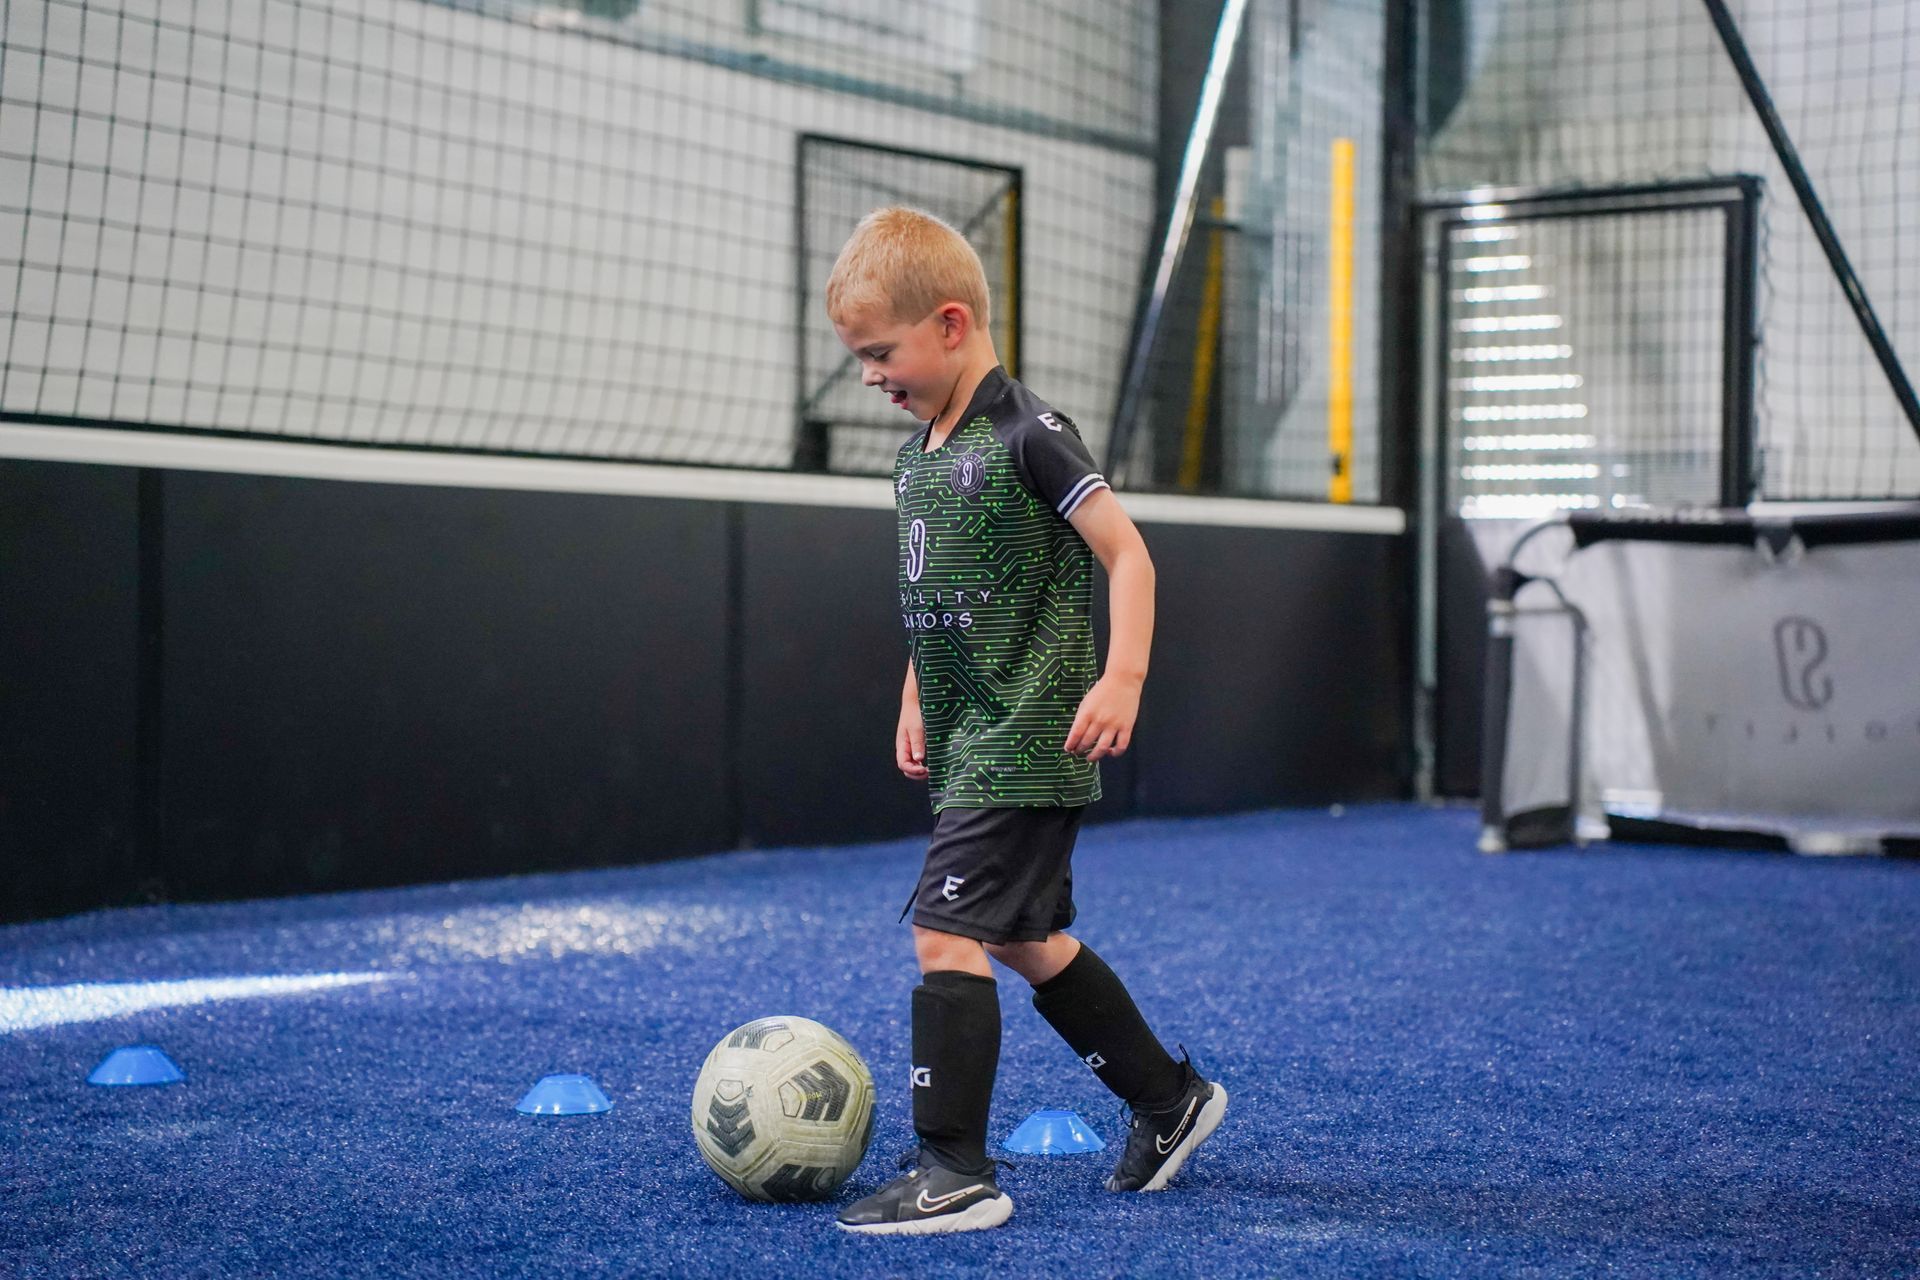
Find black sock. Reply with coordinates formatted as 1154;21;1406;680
911;970;1000;1176
1030;943;1184;1111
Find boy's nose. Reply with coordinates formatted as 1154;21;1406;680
862;365;885;387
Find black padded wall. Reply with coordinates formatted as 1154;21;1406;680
0;460;144;920
156;472;733;900
737;503;925;847
1136;522;1407;812
1433;515;1490;798
1;459;1408;921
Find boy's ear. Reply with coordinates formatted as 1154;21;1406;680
935;301;972;349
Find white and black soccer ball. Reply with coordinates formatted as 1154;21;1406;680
690;1016;877;1202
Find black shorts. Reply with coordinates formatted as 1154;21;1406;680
907;805;1084;944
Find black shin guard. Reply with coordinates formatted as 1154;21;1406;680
1030;943;1183;1110
911;970;1000;1176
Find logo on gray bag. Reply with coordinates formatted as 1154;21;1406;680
1773;616;1833;711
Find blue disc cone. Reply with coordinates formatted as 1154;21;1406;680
515;1073;613;1116
88;1046;186;1087
1003;1108;1105;1154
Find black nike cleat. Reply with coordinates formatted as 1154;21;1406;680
1105;1055;1228;1192
836;1150;1014;1236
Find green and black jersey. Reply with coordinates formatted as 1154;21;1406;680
893;366;1109;812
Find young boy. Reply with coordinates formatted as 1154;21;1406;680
824;207;1227;1236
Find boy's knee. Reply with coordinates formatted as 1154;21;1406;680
985;933;1080;985
912;925;991;976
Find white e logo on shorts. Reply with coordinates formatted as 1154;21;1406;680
911;1067;932;1088
942;875;965;901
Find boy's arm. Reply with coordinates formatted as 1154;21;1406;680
897;658;928;780
1063;488;1153;761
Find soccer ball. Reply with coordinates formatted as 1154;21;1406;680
690;1016;877;1202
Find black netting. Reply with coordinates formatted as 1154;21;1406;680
1420;0;1920;501
0;0;1153;470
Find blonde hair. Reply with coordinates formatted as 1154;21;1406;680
825;206;991;330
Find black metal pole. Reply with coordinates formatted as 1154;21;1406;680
1379;0;1422;516
1701;0;1920;448
1380;0;1422;796
1719;181;1760;504
791;136;821;471
1427;217;1457;796
1477;571;1519;854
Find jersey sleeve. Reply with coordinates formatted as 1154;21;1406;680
1006;410;1111;520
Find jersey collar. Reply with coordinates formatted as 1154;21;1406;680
921;366;1012;454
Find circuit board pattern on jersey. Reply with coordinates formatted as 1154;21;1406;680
894;413;1101;810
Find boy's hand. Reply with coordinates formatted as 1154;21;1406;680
896;699;929;780
1065;673;1142;761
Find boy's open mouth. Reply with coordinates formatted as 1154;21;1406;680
889;389;909;407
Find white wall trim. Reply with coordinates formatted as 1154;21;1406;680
0;424;1406;534
1120;490;1404;533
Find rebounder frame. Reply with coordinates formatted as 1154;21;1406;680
1480;505;1920;854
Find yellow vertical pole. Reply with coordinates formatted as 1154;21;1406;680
1179;197;1228;492
1328;137;1356;503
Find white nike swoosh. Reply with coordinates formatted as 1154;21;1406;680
1154;1098;1198;1155
916;1184;986;1213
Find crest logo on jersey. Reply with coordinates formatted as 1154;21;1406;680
949;451;987;498
906;518;928;583
897;470;911;497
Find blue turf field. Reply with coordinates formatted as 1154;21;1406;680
3;805;1916;1277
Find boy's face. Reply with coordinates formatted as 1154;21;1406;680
832;303;965;423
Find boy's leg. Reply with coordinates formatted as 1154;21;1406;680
838;925;1013;1235
994;933;1228;1193
889;804;1081;1177
992;935;1183;1111
909;927;999;1177
842;807;1063;1236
